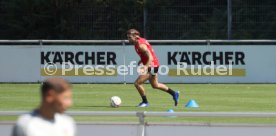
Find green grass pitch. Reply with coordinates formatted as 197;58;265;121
0;84;276;124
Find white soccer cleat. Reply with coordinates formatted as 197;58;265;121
137;102;149;107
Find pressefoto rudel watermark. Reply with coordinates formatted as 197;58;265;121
42;61;233;76
176;61;233;76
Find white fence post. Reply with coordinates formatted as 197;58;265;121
136;112;145;136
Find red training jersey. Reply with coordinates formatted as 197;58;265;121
134;38;160;67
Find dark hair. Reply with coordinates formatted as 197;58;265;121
41;78;71;98
127;29;140;36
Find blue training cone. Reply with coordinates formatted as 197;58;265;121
165;109;176;118
167;109;174;113
185;99;199;108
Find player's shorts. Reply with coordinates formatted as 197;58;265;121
147;67;159;76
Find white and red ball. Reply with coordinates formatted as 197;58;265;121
110;96;122;107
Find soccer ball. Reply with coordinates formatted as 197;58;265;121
110;96;122;107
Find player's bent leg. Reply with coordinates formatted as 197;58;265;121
149;74;180;106
134;74;150;96
134;74;150;107
149;74;169;91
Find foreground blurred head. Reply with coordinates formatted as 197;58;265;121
127;29;140;44
41;78;72;113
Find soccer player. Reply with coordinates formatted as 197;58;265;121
127;29;180;107
12;78;76;136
